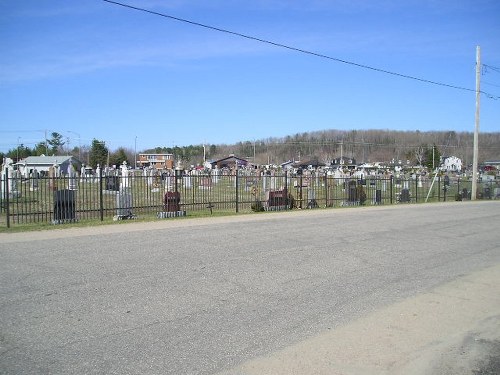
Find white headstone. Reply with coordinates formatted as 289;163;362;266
68;162;77;190
95;164;101;183
120;161;129;190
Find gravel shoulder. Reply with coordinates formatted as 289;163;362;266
218;263;500;375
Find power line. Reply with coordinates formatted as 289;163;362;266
483;64;500;74
103;0;500;100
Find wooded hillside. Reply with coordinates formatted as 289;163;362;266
209;129;500;167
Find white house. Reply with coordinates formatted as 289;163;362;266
442;156;462;172
16;155;82;177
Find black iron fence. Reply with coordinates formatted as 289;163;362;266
1;170;499;227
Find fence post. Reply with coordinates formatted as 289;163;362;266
284;170;288;209
299;174;303;209
438;175;441;202
415;175;418;203
390;175;393;205
99;167;104;221
5;172;10;228
325;172;328;208
235;170;239;213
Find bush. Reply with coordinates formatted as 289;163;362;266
251;200;265;212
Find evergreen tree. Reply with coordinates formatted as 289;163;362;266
423;145;441;171
89;139;108;168
33;142;48;156
47;132;65;155
109;147;129;167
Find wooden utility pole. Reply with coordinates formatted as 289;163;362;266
472;46;481;200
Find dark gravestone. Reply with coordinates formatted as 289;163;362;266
348;181;358;203
375;189;382;204
462;188;470;200
268;189;288;208
105;176;119;191
53;189;75;223
164;191;180;212
484;187;491;199
400;188;410;203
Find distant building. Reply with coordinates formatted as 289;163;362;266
280;160;295;170
483;160;500;170
293;158;325;169
137;153;174;169
441;156;462;172
16;155;82;176
210;155;249;169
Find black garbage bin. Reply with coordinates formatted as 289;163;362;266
54;189;75;222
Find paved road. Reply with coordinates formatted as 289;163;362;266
1;202;499;374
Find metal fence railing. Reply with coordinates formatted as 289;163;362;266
1;170;499;228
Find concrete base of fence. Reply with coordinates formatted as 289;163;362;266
157;211;186;219
52;219;77;225
113;214;138;221
265;205;288;212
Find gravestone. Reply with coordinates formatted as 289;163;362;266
120;161;130;190
348;180;358;204
462;188;470;200
483;187;491;199
164;191;180;212
212;166;220;184
1;158;21;199
266;189;288;211
183;174;192;189
307;188;318;209
30;168;39;191
80;165;86;182
157;191;186;218
105;175;119;191
494;188;500;199
200;177;211;189
114;190;135;220
399;188;410;203
95;165;101;183
67;162;77;190
270;170;277;190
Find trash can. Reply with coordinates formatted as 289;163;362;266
53;189;75;222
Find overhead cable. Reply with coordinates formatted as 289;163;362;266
103;0;499;100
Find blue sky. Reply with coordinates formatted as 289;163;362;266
1;0;499;154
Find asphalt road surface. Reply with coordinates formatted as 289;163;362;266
1;201;499;374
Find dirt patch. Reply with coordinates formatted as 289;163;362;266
217;264;500;375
